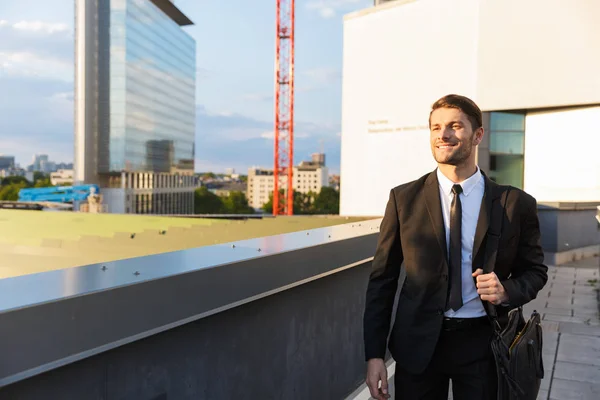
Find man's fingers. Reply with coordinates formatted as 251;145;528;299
477;287;495;295
472;268;483;277
366;375;387;400
480;294;501;304
366;377;380;399
381;372;389;396
476;273;496;282
477;279;498;289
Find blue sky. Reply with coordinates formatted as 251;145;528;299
0;0;372;174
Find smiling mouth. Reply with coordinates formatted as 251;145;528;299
436;144;457;149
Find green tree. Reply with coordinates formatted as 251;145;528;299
0;183;29;201
313;187;340;214
223;191;254;214
263;189;313;214
33;171;49;183
200;172;216;180
1;176;30;186
262;191;274;214
194;187;226;214
34;178;53;188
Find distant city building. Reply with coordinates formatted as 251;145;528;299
75;0;196;214
50;169;74;186
40;160;57;174
225;168;235;176
0;155;15;170
26;155;71;174
0;167;31;182
209;182;247;198
329;175;340;191
32;154;49;172
247;154;329;209
341;0;600;216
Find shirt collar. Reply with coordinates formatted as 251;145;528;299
436;166;482;197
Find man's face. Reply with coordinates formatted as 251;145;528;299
429;107;482;166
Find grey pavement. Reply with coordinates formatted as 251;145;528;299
348;256;600;400
525;256;600;400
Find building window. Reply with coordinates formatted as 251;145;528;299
488;111;525;189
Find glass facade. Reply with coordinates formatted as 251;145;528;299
488;112;525;188
109;0;196;173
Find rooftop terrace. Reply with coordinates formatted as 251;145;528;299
0;209;597;399
0;210;370;279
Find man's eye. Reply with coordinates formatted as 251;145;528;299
452;124;461;129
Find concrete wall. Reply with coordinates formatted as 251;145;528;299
0;263;373;400
102;188;126;213
538;203;600;264
524;107;600;203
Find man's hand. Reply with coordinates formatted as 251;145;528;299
366;358;390;400
472;269;509;305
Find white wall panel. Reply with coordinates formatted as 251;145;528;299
524;107;600;202
477;0;600;111
341;0;480;216
341;0;600;215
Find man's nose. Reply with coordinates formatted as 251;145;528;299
438;126;452;140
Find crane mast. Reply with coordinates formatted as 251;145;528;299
273;0;295;215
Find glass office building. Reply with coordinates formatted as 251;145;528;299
109;0;195;173
487;112;525;189
75;0;197;214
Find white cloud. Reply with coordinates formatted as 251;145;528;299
260;130;275;139
301;66;340;84
0;51;72;82
306;0;366;19
0;20;8;27
12;20;70;34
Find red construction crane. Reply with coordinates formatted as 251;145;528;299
273;0;295;215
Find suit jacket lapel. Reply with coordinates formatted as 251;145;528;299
424;170;448;263
472;172;502;267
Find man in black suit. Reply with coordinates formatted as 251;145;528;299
363;94;548;400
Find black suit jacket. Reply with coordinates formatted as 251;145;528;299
363;169;548;374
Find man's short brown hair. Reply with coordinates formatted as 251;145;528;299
429;94;482;131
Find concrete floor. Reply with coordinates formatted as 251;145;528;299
348;256;600;400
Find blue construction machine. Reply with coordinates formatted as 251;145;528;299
18;184;100;204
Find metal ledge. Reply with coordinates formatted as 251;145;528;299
0;219;381;387
150;0;193;26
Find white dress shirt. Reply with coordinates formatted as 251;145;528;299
437;167;487;318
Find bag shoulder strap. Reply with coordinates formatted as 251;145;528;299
483;185;511;321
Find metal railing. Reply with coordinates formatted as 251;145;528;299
0;219;382;399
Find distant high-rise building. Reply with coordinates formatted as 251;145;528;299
32;154;49;171
75;0;197;214
311;153;326;166
0;155;15;170
146;140;175;173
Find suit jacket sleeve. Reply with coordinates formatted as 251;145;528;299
363;189;404;361
501;196;548;307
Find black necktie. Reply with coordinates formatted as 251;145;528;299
447;184;463;311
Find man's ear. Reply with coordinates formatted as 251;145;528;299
474;127;484;146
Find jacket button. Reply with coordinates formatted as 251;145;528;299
442;274;448;281
437;309;444;315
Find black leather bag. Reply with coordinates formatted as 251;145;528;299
483;188;544;400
